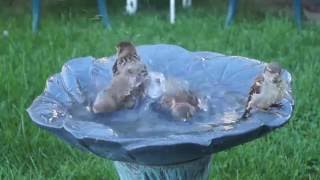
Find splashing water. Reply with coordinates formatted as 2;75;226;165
66;70;246;138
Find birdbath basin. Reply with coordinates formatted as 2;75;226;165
27;44;294;180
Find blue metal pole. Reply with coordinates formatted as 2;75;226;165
32;0;41;33
225;0;238;27
293;0;302;30
97;0;111;28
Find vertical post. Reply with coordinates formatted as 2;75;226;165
126;0;138;15
32;0;40;33
182;0;192;8
293;0;302;30
170;0;175;24
187;0;192;7
225;0;238;27
97;0;111;28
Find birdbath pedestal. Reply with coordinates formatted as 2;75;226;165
114;155;212;180
27;44;294;180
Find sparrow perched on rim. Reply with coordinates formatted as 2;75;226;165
242;62;288;118
92;41;149;113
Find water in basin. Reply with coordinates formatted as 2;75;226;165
67;71;246;138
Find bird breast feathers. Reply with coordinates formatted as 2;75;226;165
251;80;285;108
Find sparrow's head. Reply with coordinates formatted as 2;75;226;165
264;62;283;83
116;41;137;59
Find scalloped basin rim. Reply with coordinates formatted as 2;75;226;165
27;44;294;165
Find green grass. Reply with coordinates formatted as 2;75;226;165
1;0;320;179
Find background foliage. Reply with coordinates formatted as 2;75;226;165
0;0;319;179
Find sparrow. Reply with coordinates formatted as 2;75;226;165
93;64;148;113
112;41;148;97
159;90;199;120
112;41;142;76
157;78;204;121
242;62;288;118
92;41;149;113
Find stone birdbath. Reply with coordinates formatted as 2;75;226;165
27;44;294;180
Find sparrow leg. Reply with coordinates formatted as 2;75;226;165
270;103;283;108
241;99;253;119
241;106;252;119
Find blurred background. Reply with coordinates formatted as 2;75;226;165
0;0;319;179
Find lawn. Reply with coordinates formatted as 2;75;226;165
0;0;320;179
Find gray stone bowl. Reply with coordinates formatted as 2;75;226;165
27;44;294;166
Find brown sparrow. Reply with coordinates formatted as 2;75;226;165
242;62;288;118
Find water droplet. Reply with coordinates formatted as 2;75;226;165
147;72;166;99
198;98;208;112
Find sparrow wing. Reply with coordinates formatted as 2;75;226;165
245;75;264;106
186;90;199;107
117;77;142;109
175;90;199;107
112;61;119;75
251;75;264;94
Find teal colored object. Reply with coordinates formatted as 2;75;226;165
293;0;302;29
32;0;110;33
225;0;302;29
225;0;238;27
32;0;40;33
114;156;212;180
